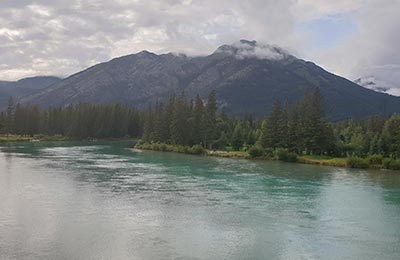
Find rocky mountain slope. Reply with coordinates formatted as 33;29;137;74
16;40;400;120
0;76;61;109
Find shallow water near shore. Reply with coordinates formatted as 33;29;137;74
1;141;400;260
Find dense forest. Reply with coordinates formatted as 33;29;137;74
1;89;399;169
0;98;142;139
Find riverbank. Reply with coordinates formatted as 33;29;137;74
0;135;139;144
135;143;399;171
0;134;67;142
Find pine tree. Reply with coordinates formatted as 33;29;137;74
192;95;204;145
260;100;288;149
231;122;244;150
298;88;331;154
6;96;15;135
204;91;217;149
171;95;191;145
142;105;155;142
153;101;165;142
382;114;400;158
0;112;5;134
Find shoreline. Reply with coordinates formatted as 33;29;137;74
1;137;397;172
0;135;68;142
0;135;137;143
135;143;399;172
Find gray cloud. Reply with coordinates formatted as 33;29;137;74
313;0;400;94
0;0;302;80
216;41;288;60
0;0;399;96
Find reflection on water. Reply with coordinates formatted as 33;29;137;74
0;141;400;260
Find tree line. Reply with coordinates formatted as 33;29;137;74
1;89;399;163
140;89;399;160
0;97;142;139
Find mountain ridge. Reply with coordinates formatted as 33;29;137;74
5;40;400;120
0;76;62;109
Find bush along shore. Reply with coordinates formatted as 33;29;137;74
135;143;400;171
0;134;67;142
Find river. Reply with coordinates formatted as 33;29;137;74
0;141;399;260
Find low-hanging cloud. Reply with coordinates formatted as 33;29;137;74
217;41;287;60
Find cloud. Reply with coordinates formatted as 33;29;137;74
0;0;399;98
216;40;287;60
312;0;400;94
0;0;301;80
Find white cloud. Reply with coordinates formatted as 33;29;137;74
216;41;287;60
0;28;22;41
0;0;399;97
294;0;365;21
312;0;400;93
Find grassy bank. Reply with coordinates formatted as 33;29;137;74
0;135;138;143
135;143;400;171
0;134;67;142
297;155;347;167
135;143;207;155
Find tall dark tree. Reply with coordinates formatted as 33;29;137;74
382;114;400;158
6;96;15;135
259;100;288;149
170;94;191;145
192;95;204;145
204;91;217;149
298;88;333;154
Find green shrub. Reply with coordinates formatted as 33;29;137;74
189;145;206;155
248;146;264;158
346;157;369;169
182;146;189;153
366;154;383;165
383;158;400;170
263;148;275;158
159;143;167;151
276;148;298;162
135;139;145;146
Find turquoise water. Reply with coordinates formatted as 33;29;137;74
1;141;400;260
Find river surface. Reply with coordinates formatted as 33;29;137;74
0;141;399;260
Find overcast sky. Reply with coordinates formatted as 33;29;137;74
0;0;399;93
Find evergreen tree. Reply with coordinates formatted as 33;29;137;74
142;105;154;142
260;100;288;149
171;95;191;145
6;96;15;135
231;122;244;150
382;114;400;158
0;112;5;133
204;91;217;149
192;95;204;145
298;88;331;154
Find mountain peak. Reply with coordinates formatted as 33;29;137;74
137;50;156;56
214;40;289;61
238;39;257;46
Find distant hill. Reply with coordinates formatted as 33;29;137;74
13;40;400;120
0;76;62;109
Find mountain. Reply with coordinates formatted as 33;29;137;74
354;75;400;97
0;76;62;109
18;40;400;120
